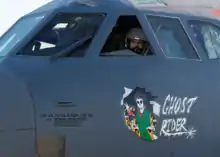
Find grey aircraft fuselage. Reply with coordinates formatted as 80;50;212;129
0;0;220;157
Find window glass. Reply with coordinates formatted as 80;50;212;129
0;15;45;57
146;15;199;59
19;13;105;57
188;20;220;59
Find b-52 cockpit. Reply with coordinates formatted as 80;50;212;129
0;0;220;157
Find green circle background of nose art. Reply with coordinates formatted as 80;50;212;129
121;86;158;142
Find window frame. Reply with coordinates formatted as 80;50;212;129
144;13;202;61
6;11;53;57
14;12;107;58
137;13;165;58
96;13;165;58
187;19;220;60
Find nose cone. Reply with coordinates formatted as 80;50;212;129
0;66;35;156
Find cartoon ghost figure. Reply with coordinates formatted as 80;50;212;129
122;87;158;141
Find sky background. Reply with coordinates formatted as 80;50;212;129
0;0;50;36
165;0;220;6
0;0;219;36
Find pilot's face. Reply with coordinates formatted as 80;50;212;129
130;38;144;49
128;38;149;55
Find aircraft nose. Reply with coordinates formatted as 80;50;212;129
0;66;36;157
0;66;34;131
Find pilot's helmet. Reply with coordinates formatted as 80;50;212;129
125;28;149;54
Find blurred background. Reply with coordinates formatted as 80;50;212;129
165;0;220;6
0;0;51;36
0;0;219;37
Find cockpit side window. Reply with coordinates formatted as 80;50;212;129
18;13;106;57
188;20;220;59
100;15;155;56
146;15;199;60
0;15;45;57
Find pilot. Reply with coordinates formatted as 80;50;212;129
125;27;150;55
107;27;151;56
